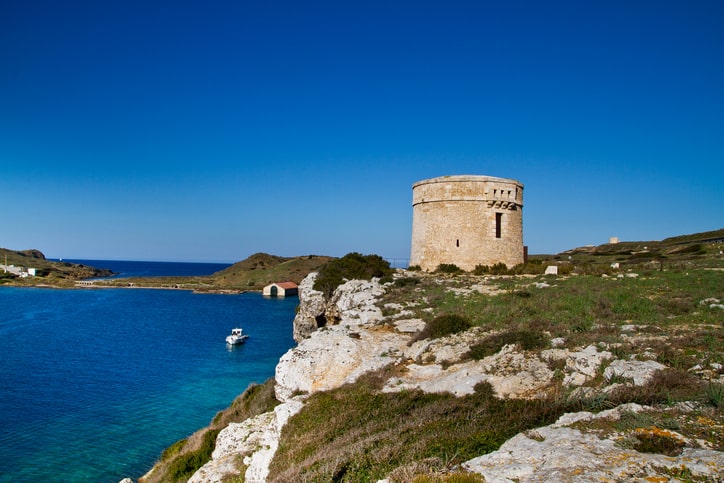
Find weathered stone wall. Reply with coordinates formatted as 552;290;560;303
410;175;524;271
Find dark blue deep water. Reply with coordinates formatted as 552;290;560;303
0;261;297;483
52;259;233;278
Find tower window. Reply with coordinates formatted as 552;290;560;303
495;213;502;238
456;239;459;247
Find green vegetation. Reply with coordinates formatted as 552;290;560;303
268;364;719;482
103;253;333;292
313;252;393;298
268;374;567;482
166;429;220;481
209;253;333;290
472;262;508;275
393;276;421;288
379;269;723;362
468;330;549;359
413;314;472;342
435;263;463;274
138;230;724;481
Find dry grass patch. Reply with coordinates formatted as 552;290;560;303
268;370;571;482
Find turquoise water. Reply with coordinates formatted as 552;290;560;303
0;267;297;483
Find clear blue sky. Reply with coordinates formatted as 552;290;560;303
2;1;722;262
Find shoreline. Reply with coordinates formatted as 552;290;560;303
0;280;260;295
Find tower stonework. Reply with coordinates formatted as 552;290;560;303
410;175;524;271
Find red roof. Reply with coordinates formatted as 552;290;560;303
274;282;298;289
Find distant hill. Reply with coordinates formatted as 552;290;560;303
554;228;724;266
0;248;114;283
209;253;334;290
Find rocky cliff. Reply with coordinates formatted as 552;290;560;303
183;268;723;482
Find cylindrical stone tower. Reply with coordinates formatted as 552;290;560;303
410;175;524;271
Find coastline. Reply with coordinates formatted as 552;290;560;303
1;281;258;295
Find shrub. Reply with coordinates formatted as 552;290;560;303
472;263;507;275
166;428;220;481
414;314;472;341
608;368;702;406
408;265;422;271
379;274;394;284
394;277;421;288
160;438;187;461
468;330;550;360
313;252;393;298
705;382;724;408
436;263;463;274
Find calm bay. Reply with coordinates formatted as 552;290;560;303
0;261;297;482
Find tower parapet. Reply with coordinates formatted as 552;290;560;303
410;175;524;271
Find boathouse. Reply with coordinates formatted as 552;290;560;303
262;281;299;297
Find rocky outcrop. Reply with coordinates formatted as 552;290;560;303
290;273;326;341
189;272;724;483
291;274;386;342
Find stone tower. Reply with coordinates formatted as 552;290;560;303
410;175;524;271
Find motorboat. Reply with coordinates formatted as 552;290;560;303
225;327;249;345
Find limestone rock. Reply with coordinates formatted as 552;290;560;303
186;453;243;483
393;318;426;333
384;343;555;398
291;273;326;341
243;400;304;483
292;275;385;342
188;272;724;483
326;278;385;327
189;400;304;483
275;324;408;402
603;359;666;387
549;345;612;386
211;412;275;460
383;361;486;397
463;404;724;482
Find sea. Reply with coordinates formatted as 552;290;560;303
0;260;298;483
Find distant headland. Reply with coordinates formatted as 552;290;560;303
0;250;333;292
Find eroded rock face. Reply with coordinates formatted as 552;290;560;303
276;278;403;402
291;273;326;342
291;276;385;342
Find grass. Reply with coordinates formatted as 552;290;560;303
287;249;721;481
468;330;549;359
268;364;722;482
379;268;723;365
268;373;569;482
412;314;472;342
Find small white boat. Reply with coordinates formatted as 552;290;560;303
225;328;249;345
